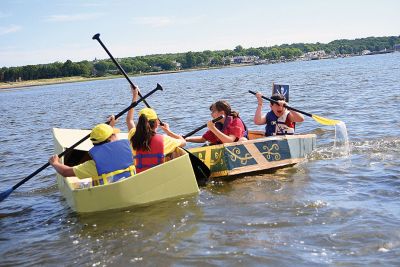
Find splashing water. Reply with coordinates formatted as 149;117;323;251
333;121;351;157
308;121;351;161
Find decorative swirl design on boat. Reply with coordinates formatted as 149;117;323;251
210;149;224;166
224;147;253;165
261;143;281;160
195;152;205;161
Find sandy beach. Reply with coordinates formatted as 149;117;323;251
0;76;113;90
0;64;255;90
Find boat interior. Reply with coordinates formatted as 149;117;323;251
63;146;186;167
247;130;265;140
61;146;187;190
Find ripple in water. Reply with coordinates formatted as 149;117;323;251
1;53;400;266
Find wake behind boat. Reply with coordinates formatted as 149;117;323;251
53;128;199;213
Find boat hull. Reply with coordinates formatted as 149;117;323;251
53;128;199;213
188;132;316;178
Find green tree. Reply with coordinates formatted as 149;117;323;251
131;60;150;73
234;45;244;54
0;67;6;82
61;60;73;76
76;61;92;77
183;52;195;68
388;36;396;48
94;61;109;76
209;55;223;66
266;48;281;60
246;47;262;57
156;58;176;71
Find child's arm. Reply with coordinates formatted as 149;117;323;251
288;110;304;123
254;92;267;125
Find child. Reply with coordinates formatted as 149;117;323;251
49;122;135;186
126;85;186;173
253;92;304;136
186;100;247;145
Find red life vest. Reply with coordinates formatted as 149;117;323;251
133;134;165;174
203;116;247;144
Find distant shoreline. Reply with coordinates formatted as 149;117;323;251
3;50;396;90
0;63;255;90
0;76;110;90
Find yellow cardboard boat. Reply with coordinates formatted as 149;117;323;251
188;131;316;179
52;128;199;213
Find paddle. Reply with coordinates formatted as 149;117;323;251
92;33;164;125
92;33;211;185
248;90;341;126
179;115;224;186
0;85;163;202
183;115;224;138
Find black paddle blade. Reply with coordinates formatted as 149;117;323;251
155;83;163;91
0;188;13;202
92;33;100;40
186;151;210;186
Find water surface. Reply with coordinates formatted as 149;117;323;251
0;53;399;266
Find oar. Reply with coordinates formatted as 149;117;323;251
0;85;163;202
248;90;341;126
179;147;208;186
92;33;164;125
180;115;224;186
92;33;211;186
183;115;224;138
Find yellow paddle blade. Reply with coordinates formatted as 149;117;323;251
312;114;341;126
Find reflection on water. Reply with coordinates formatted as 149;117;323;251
66;196;204;265
1;53;400;265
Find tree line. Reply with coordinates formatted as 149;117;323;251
1;35;399;83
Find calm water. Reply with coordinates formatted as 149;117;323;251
0;53;399;266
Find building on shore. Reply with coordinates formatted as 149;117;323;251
304;50;326;60
232;56;259;64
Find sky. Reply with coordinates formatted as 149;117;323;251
1;0;399;67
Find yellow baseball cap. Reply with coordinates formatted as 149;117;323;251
90;124;120;144
138;108;158;120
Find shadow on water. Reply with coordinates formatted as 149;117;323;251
1;194;207;266
58;196;205;265
0;206;33;220
203;164;313;208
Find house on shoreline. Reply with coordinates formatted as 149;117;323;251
231;56;259;64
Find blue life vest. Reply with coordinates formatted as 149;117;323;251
89;139;135;186
265;110;295;136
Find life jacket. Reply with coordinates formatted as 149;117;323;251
133;134;165;174
265;110;295;136
215;116;248;143
239;117;249;140
89;139;135;186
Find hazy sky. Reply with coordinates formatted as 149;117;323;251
1;0;399;67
